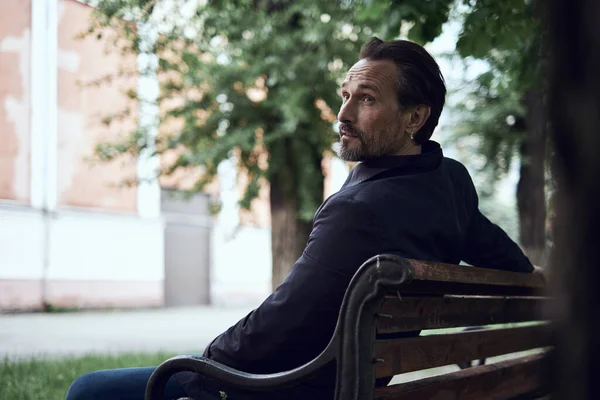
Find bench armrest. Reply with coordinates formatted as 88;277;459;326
145;350;335;400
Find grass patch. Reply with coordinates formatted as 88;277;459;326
0;351;200;400
42;302;81;313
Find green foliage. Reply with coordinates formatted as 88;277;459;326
86;0;381;221
86;0;546;224
451;0;546;185
353;0;455;43
448;67;526;193
457;0;546;89
85;0;472;221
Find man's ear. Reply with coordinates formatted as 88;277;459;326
405;104;431;133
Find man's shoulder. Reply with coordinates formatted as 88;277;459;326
315;190;374;220
321;189;368;209
442;156;470;174
316;185;397;229
326;181;390;206
440;157;476;187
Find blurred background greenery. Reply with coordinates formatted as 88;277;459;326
84;0;551;285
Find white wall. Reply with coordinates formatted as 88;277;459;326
210;224;272;307
0;205;163;282
0;205;45;280
47;209;164;281
0;203;164;309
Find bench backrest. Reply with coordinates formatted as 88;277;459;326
333;255;549;400
145;255;549;400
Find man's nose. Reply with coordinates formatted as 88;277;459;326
337;100;354;124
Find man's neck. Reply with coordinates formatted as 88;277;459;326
394;144;422;156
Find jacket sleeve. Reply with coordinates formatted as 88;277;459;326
203;197;383;373
462;209;534;273
458;166;534;273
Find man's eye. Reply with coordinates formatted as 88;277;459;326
363;96;374;103
341;93;350;100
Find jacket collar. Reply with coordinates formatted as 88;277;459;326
341;141;443;188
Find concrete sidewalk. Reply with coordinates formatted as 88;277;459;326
0;305;466;386
0;306;255;360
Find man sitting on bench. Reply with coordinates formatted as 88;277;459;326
66;37;535;400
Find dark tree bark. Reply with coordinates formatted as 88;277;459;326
547;0;600;398
517;88;548;266
268;137;321;291
269;178;313;291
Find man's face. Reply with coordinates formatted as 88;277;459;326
337;59;410;162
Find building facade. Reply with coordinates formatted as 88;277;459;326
0;0;166;310
0;0;349;311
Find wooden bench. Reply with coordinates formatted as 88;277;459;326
145;254;550;400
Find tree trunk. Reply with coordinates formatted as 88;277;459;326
547;0;600;398
516;88;548;265
270;179;313;291
268;138;317;291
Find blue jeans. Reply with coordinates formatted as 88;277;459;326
65;366;221;400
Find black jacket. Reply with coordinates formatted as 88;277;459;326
178;141;533;399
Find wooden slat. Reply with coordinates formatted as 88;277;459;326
408;259;545;288
399;280;544;296
373;353;547;399
403;259;546;296
378;296;546;333
375;324;551;378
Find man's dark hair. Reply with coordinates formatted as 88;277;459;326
359;37;446;144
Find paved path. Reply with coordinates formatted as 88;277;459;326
0;305;467;385
0;306;254;360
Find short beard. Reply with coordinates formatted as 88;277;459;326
337;125;404;162
338;136;367;162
